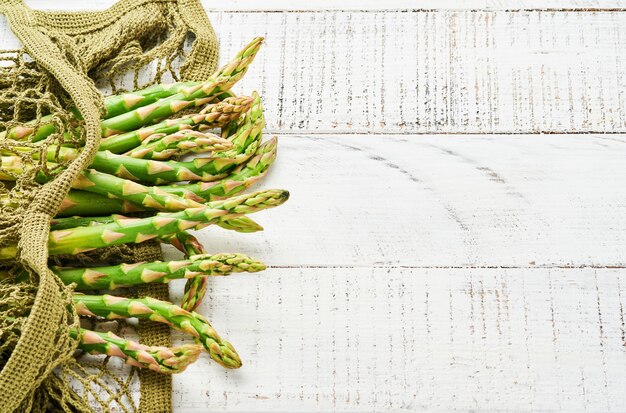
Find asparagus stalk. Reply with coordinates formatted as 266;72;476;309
4;144;79;164
46;137;277;218
51;212;263;234
72;169;205;212
104;81;200;119
217;91;263;157
94;148;228;183
70;170;264;233
0;114;76;142
1;92;265;185
160;136;277;202
0;314;203;373
50;215;121;230
0;81;200;142
180;235;207;312
56;189;146;217
124;130;233;160
73;294;242;368
72;328;202;373
99;96;253;154
100;38;263;137
0;189;289;258
211;216;263;233
52;253;265;290
1;142;246;185
0;157;210;209
90;94;264;184
2;97;247;164
0;35;261;143
2;137;276;232
165;231;204;256
162;231;209;312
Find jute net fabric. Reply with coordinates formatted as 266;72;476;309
0;0;218;411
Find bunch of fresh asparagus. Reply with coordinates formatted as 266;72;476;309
0;37;289;373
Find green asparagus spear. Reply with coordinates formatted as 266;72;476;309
0;36;261;143
99;96;253;154
210;216;263;233
72;169;205;212
161;231;209;312
70;169;265;233
0;312;202;372
73;294;242;368
0;114;75;142
0;189;288;258
1;92;265;185
124;130;232;160
56;190;146;217
0;81;200;142
50;215;122;230
53;253;265;290
160;136;277;202
2;137;276;235
1;140;247;185
165;231;204;256
94;91;264;184
100;38;263;137
104;81;200;119
46;137;277;218
1;96;250;165
4;144;79;163
90;101;263;184
51;211;263;234
180;235;207;312
72;328;202;373
0;157;208;210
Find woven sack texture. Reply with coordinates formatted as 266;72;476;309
0;0;218;411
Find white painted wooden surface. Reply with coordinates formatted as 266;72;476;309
166;134;626;412
22;0;626;11
213;10;626;134
20;6;626;134
6;1;626;412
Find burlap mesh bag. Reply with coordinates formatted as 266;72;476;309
0;0;218;411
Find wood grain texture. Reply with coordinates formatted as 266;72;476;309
22;0;626;11
166;266;626;412
205;0;626;11
182;134;626;268
14;3;626;134
212;10;626;134
3;2;626;412
161;134;626;411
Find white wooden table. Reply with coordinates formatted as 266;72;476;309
10;1;626;411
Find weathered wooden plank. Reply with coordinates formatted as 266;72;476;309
205;0;626;11
22;0;626;11
211;10;626;134
185;134;626;268
168;266;626;412
9;6;626;134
